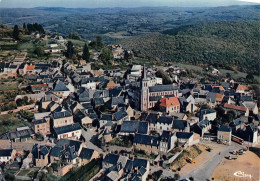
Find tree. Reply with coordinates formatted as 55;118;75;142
23;23;26;29
96;36;104;49
92;119;100;128
156;69;172;84
67;33;80;40
100;47;114;65
65;41;75;59
226;73;231;79
82;43;90;62
246;73;254;81
13;25;20;40
34;46;45;57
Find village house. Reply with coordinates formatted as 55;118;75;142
79;148;99;166
176;132;194;146
192;119;212;137
217;125;232;145
224;103;249;117
54;123;82;140
156;116;174;133
133;134;160;154
199;109;217;121
119;121;149;136
0;149;16;163
159;131;177;154
32;144;52;167
52;110;74;128
160;97;180;114
32;119;51;136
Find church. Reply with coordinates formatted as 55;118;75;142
134;65;179;112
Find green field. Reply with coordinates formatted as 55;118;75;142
0;114;30;136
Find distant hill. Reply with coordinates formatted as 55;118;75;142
119;20;260;74
0;5;259;41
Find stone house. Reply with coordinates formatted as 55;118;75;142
217;125;232;145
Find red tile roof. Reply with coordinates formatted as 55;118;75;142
160;97;180;107
224;103;247;112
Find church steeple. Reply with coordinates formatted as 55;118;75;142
140;64;149;112
142;64;147;80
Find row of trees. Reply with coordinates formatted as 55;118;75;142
12;23;45;40
23;23;45;34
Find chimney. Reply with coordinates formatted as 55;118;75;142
157;114;160;119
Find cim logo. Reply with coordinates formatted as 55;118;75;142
234;171;252;179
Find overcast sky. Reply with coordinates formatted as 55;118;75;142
0;0;259;8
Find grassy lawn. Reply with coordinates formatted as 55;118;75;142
133;150;157;159
110;137;133;148
67;39;86;47
0;114;30;136
18;169;31;176
17;40;36;52
0;81;19;91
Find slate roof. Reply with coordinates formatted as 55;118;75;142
33;119;47;125
133;134;159;146
240;96;253;102
120;121;148;134
157;116;173;125
79;148;95;160
149;96;163;102
176;132;193;139
109;89;122;97
219;125;231;132
100;114;113;121
199;119;211;128
0;149;13;157
206;92;216;103
145;113;158;124
173;119;188;130
0;128;34;140
160;130;171;142
54;123;81;135
149;84;178;92
114;110;128;121
53;81;69;91
32;145;51;158
93;98;104;106
53;111;72;119
133;158;148;168
50;139;82;158
103;154;119;165
109;96;124;106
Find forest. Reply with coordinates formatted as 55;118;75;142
119;20;260;74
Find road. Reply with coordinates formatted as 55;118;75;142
81;129;105;155
150;142;244;181
180;143;243;180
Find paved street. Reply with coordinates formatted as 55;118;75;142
81;129;105;155
150;142;244;181
180;143;243;180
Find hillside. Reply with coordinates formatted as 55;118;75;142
0;5;259;41
119;20;260;74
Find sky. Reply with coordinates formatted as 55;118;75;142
0;0;259;8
